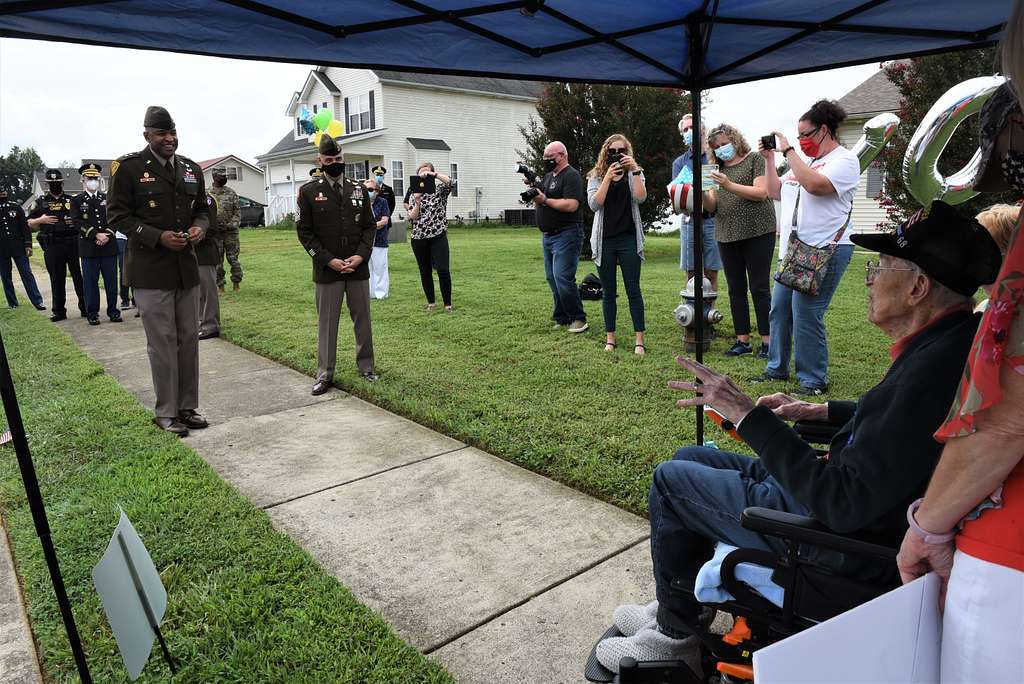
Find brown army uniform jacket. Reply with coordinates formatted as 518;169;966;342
196;192;222;267
106;146;211;290
296;175;376;283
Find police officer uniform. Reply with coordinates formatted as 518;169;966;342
297;133;378;393
368;165;394;299
74;163;121;324
196;191;221;338
28;169;86;321
106;106;211;436
370;164;396;216
0;186;45;310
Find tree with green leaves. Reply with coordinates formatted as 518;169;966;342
878;50;1018;229
0;146;45;204
519;83;694;234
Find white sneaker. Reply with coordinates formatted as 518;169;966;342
596;627;700;675
568;320;589;333
612;600;659;637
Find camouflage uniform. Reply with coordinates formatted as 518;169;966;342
209;183;242;286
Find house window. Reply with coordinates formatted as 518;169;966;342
312;104;318;113
344;161;369;180
322;101;328;111
392;161;404;196
225;166;241;181
347;93;371;133
449;163;459;197
295;117;303;136
866;162;885;199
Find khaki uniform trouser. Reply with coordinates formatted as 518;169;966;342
134;286;200;418
315;279;374;381
198;265;221;335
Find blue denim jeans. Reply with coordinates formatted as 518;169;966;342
650;446;810;636
81;255;120;320
1;254;44;308
764;244;853;389
542;226;586;324
597;231;645;333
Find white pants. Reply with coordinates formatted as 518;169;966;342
370;246;389;299
941;550;1024;683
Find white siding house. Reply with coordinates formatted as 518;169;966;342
198;154;266;204
836;66;903;233
257;67;542;224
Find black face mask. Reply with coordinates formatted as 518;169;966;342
48;182;63;195
543;158;557;172
212;176;226;187
322;162;345;178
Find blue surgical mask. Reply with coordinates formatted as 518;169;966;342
368;190;377;199
683;129;693;147
716;143;736;161
375;175;384;184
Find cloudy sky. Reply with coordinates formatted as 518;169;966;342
0;38;879;169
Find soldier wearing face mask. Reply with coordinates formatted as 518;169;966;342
27;168;86;321
370;164;396;216
209;167;242;292
73;163;121;325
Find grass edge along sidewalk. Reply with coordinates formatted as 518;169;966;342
0;306;453;683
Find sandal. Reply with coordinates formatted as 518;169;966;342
604;341;617;352
426;303;437;312
634;344;646;355
445;305;454;313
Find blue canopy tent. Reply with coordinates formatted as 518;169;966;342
0;2;1012;681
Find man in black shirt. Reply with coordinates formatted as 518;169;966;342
594;200;1002;673
531;141;587;333
28;169;87;321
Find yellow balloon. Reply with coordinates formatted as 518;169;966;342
312;130;323;147
326;119;345;138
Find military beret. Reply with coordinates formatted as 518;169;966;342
318;133;342;156
78;162;102;177
44;169;64;182
309;167;323;178
371;165;387;176
144;105;175;130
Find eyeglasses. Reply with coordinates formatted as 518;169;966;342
865;260;917;284
797;126;822;140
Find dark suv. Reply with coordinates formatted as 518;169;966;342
238;196;266;227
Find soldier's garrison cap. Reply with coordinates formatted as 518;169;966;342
144;106;176;130
318;133;342;156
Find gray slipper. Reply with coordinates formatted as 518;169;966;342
612;600;658;636
596;627;701;674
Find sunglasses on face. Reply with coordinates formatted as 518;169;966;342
608;147;628;154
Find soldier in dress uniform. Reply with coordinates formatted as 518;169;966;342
196;191;222;339
209;167;243;292
73;163;122;325
106;105;211;436
27;169;87;321
0;185;45;310
297;133;378;395
370;164;396;216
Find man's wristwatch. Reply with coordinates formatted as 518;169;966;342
907;498;956;544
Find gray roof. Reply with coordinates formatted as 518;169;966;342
837;66;903;116
313;69;340;94
35;168;83;193
257;128;386;160
372;70;543;99
407;138;451;151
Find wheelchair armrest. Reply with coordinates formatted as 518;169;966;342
741;507;897;561
793;419;840;445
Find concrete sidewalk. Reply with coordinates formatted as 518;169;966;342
21;279;655;683
0;520;43;684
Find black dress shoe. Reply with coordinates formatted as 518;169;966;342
153;416;189;437
311;380;332;396
34;303;46;311
79;311;88;318
50;313;67;322
134;311;140;318
198;330;220;340
109;314;123;323
177;409;209;429
88;317;101;326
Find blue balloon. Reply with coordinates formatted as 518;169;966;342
300;119;315;135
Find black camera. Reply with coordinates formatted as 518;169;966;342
514;162;541;203
608;150;623;165
760;135;776;151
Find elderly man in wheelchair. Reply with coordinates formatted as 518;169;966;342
586;201;1003;683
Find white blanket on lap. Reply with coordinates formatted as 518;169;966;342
694;543;785;608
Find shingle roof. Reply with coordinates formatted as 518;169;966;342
837;65;903;116
198;155;229;170
34;168;83;193
407;138;451;151
372;70;543;99
314;69;340;94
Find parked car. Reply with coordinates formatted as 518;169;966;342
238;195;266;227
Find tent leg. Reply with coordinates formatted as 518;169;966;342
689;19;706;445
0;331;92;684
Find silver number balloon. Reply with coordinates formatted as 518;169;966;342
901;75;1007;206
776;112;900;176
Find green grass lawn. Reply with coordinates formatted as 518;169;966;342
0;307;453;683
223;226;890;514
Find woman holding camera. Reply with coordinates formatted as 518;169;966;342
588;134;648;354
704;124;777;359
407;162;454;312
756;99;859;396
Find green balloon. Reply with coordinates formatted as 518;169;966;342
313;109;332;132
